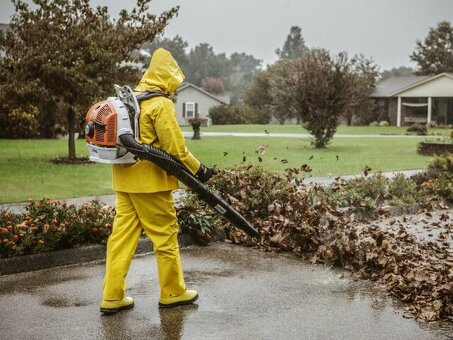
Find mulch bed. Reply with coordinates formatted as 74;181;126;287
51;157;92;165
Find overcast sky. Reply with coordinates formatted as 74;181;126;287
1;0;452;71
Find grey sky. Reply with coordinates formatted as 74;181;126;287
1;0;452;70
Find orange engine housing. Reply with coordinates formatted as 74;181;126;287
85;101;118;147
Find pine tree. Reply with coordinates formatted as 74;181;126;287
410;21;453;75
275;26;309;60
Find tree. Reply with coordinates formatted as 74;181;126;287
141;35;188;71
346;54;380;125
184;43;232;86
0;0;178;159
244;70;273;124
200;77;225;94
228;52;262;103
288;50;355;148
267;61;299;124
381;66;414;80
141;38;261;104
410;21;453;75
275;26;309;60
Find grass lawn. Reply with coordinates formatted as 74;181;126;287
186;136;433;175
181;124;451;136
0;133;434;204
0;139;112;204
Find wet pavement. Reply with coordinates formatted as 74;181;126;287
1;243;450;340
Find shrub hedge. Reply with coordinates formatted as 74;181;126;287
0;200;113;258
209;104;271;125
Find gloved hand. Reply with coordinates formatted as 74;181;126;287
195;164;217;183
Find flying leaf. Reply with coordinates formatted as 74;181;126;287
363;165;372;177
256;144;268;155
300;164;312;172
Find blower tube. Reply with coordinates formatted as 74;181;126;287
119;133;259;237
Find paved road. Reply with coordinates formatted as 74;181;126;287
0;243;450;340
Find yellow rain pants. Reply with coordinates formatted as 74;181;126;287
102;191;186;301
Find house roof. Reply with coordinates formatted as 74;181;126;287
371;76;430;97
371;73;453;97
177;83;228;105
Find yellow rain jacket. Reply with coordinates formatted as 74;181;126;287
112;48;200;192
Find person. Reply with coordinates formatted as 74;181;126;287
100;48;216;314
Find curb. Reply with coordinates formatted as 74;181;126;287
0;233;198;276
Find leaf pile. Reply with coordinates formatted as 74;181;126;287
314;211;452;323
187;166;453;323
207;167;325;253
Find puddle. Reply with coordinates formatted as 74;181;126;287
0;272;90;295
41;296;91;308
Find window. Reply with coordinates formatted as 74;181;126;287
184;102;195;118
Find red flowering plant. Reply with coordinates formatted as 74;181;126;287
0;211;22;257
0;200;114;258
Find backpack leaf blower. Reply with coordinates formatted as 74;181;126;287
85;85;259;237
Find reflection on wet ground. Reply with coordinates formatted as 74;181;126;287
366;210;452;247
0;243;451;339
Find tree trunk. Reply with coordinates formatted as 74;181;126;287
67;106;76;160
345;111;353;126
39;102;57;138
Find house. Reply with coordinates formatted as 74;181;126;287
370;73;453;126
175;83;229;126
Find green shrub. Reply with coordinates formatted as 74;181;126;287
323;172;422;212
387;173;418;205
420;153;453;201
406;123;427;135
378;120;390;126
368;121;379;126
427;153;453;174
177;206;215;245
326;174;388;213
0;106;40;138
417;140;453;155
209;104;270;125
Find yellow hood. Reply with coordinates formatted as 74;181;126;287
135;48;185;93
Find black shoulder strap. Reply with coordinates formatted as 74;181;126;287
135;91;169;103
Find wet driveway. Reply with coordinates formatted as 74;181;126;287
0;243;450;339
